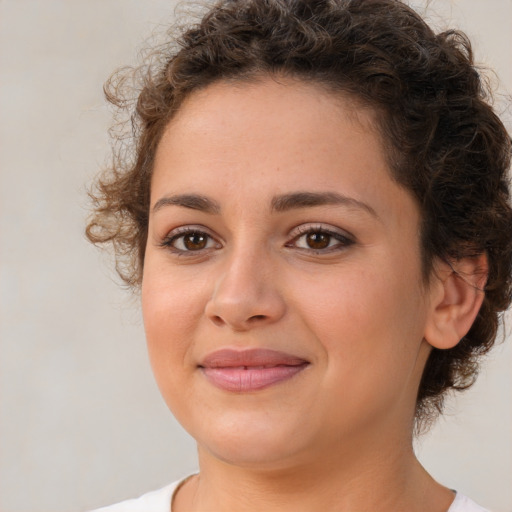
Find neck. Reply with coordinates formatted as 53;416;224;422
174;430;453;512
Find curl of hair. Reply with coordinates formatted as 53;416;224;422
86;0;512;427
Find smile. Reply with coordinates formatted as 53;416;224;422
199;349;310;392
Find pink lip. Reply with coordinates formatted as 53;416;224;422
199;349;309;392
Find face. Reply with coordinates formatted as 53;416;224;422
142;78;434;470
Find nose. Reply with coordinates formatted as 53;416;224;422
204;249;286;331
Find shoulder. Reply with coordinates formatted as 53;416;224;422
448;493;490;512
88;478;186;512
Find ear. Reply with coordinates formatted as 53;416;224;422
424;254;488;350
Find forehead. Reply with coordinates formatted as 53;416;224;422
151;77;415;225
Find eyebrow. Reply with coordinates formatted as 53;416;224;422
152;194;221;214
270;191;378;217
151;191;377;218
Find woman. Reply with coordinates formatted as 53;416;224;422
86;0;512;510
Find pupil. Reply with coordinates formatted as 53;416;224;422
307;232;330;249
185;233;207;250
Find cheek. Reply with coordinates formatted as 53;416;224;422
141;273;212;424
296;264;427;427
141;267;207;384
297;258;427;375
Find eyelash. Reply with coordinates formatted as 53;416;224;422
160;226;220;255
160;224;355;256
286;224;355;253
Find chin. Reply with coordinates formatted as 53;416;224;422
190;410;313;470
200;437;306;471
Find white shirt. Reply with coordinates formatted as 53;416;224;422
89;478;490;512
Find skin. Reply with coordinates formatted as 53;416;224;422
141;77;473;511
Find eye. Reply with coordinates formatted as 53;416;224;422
161;227;219;254
298;232;333;250
288;225;354;252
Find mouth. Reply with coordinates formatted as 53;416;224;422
198;348;310;392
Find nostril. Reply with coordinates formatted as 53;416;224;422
211;315;224;327
249;315;267;322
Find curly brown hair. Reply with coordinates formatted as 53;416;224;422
86;0;512;426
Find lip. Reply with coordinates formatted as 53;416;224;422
199;348;310;392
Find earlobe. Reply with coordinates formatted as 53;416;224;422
424;254;488;350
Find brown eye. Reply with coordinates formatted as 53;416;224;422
290;226;354;253
305;232;331;249
164;229;218;253
183;233;208;250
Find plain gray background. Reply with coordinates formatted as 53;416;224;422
1;1;511;511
